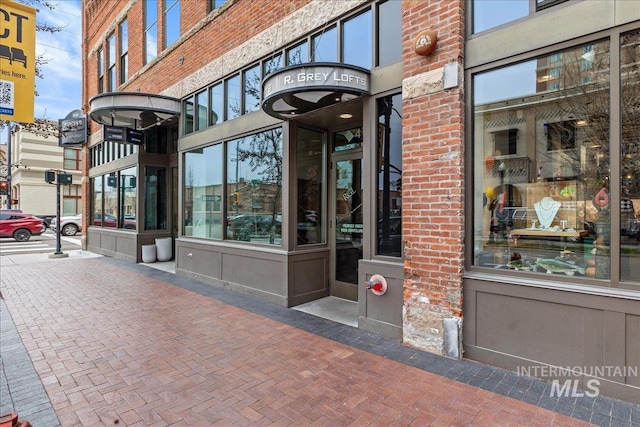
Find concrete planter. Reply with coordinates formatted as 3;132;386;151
155;237;173;262
142;244;156;263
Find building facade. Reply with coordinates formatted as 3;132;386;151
1;123;82;216
81;0;639;403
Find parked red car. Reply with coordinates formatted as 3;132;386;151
0;212;47;241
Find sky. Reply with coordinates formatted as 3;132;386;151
32;0;83;121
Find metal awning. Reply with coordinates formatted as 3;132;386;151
262;63;370;120
88;92;181;129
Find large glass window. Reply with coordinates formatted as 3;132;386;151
377;0;402;66
145;167;166;230
296;128;325;245
145;0;158;64
377;93;402;257
164;0;180;48
119;20;129;84
92;170;137;230
184;144;223;239
473;41;611;280
63;185;81;215
620;30;640;283
342;10;372;69
227;129;283;245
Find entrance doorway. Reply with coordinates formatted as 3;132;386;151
330;132;363;301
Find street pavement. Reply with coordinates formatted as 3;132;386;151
1;251;639;426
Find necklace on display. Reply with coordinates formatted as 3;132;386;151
535;197;560;227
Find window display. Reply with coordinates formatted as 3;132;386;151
473;40;618;280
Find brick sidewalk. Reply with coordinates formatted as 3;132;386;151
1;256;637;426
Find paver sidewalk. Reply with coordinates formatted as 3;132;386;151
1;256;637;426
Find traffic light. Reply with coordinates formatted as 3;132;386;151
233;192;241;205
0;181;7;195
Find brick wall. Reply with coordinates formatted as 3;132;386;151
401;0;466;355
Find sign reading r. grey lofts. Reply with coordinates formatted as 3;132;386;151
262;63;370;120
58;109;87;146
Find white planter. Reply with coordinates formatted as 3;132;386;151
155;237;173;262
142;244;156;263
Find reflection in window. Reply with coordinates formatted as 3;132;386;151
226;74;241;120
97;48;104;93
164;0;180;48
297;128;325;245
473;0;528;34
377;93;402;257
342;10;372;69
286;41;308;65
103;174;119;227
107;33;116;91
184;95;194;134
119;20;128;84
145;0;158;64
263;54;282;76
620;30;640;283
91;177;103;226
243;64;261;114
145;167;166;230
312;27;337;63
473;41;611;281
210;83;223;125
377;0;402;66
119;166;137;230
196;90;208;130
184;144;223;239
227;129;283;245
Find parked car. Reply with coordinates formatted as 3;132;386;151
0;212;46;241
50;213;82;236
227;213;281;240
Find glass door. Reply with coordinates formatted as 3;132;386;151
331;153;363;300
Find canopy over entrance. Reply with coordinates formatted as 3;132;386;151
262;63;370;120
88;92;181;130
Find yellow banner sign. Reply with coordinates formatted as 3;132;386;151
0;0;36;123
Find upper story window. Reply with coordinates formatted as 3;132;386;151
183;0;400;136
97;47;104;93
64;148;82;171
145;0;158;64
107;33;116;91
472;0;570;34
377;0;401;67
209;0;226;12
164;0;181;48
342;10;372;69
119;20;129;84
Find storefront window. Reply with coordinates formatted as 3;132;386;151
226;74;241;120
184;144;223;239
119;166;137;230
342;10;372;69
620;30;640;283
296;128;325;245
145;167;166;230
377;93;402;257
103;174;119;228
91;177;103;225
473;41;611;280
227;129;283;245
